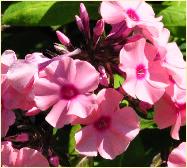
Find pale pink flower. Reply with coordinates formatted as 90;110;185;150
167;142;186;167
162;42;186;90
100;1;163;36
119;38;169;104
1;141;49;167
154;83;186;140
74;88;140;160
4;52;50;115
34;57;99;128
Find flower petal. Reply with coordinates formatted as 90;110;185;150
74;60;99;93
75;125;98;157
45;100;71;128
34;78;60;111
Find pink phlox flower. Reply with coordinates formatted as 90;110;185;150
154;82;186;140
74;88;140;160
1;141;49;167
167;142;186;167
119;38;169;104
34;57;99;128
100;1;163;37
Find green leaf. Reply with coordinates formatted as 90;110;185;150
68;125;81;155
2;2;100;26
140;118;157;130
158;1;186;27
113;74;124;89
53;128;58;136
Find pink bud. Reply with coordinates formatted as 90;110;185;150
56;31;70;46
80;3;89;24
75;15;84;32
49;156;59;167
79;3;90;39
93;19;104;36
15;133;29;142
98;66;109;87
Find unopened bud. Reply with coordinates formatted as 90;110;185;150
75;15;84;32
98;66;109;87
79;3;90;39
56;31;70;46
49;156;59;167
93;19;104;36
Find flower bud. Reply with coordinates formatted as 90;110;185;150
79;3;90;39
93;19;104;36
56;31;70;46
75;15;84;32
98;66;109;87
49;156;59;167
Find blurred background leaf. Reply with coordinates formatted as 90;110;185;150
2;1;100;26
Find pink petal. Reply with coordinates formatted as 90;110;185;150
154;94;177;129
96;88;123;116
147;62;169;89
122;68;137;98
111;107;140;140
75;125;98;156
97;129;130;160
167;142;186;167
164;64;186;90
15;147;49;167
1;109;15;137
74;60;99;93
135;79;165;104
1;141;17;166
1;50;17;74
41;57;76;84
7;60;36;92
45;100;71;128
34;78;60;111
25;52;49;64
67;94;97;118
170;112;181;140
119;38;148;69
165;42;186;68
100;2;125;24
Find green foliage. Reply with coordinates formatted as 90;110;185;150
158;1;186;38
2;2;100;26
140;118;157;130
113;74;124;89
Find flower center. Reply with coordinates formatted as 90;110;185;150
60;84;79;100
136;64;146;79
94;116;111;131
127;9;139;21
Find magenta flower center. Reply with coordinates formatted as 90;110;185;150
94;116;111;131
127;9;139;21
61;84;79;100
136;64;146;79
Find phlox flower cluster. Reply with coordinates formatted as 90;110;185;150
1;1;186;166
